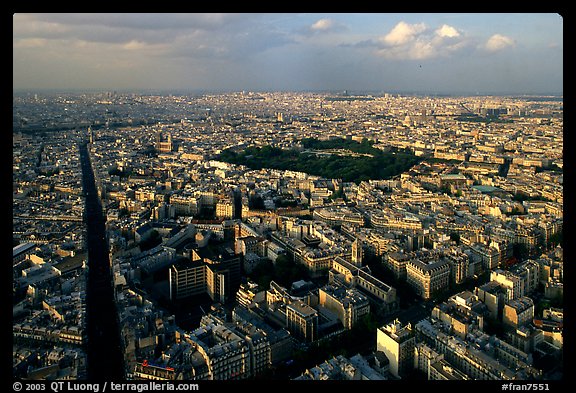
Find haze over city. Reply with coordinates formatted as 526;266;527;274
13;13;562;95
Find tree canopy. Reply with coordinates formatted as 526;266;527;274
218;138;421;184
248;254;310;289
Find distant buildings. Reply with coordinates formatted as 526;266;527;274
313;207;364;227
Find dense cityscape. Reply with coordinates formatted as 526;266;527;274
12;90;563;383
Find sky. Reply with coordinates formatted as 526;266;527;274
13;13;563;95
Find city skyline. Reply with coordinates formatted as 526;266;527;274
13;13;563;95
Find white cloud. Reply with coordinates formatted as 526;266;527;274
409;40;436;60
484;34;515;52
381;21;427;46
436;24;460;38
311;18;335;31
306;18;346;36
376;21;469;60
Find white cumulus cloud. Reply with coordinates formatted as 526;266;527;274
375;21;469;60
381;21;427;46
484;34;515;52
436;24;460;38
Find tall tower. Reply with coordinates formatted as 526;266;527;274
351;238;363;267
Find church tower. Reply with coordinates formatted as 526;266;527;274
351;238;363;267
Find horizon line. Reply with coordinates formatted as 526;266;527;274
13;88;564;98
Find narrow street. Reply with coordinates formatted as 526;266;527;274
79;141;125;380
